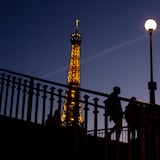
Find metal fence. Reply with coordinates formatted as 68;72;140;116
0;68;159;143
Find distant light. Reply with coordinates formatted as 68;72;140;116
144;19;157;31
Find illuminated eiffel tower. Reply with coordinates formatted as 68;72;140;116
61;19;83;127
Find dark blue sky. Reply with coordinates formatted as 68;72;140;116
1;0;160;105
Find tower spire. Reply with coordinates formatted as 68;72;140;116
61;19;83;127
75;19;79;33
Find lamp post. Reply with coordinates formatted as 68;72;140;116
144;19;157;104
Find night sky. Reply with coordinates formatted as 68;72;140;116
1;0;160;106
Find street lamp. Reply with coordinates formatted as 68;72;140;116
144;19;157;104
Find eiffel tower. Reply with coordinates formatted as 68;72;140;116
61;19;83;127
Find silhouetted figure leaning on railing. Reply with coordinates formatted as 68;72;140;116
45;109;61;129
125;97;141;140
105;86;123;141
45;109;62;153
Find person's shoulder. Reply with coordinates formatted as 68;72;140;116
108;92;115;98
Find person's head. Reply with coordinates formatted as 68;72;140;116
130;96;137;104
131;97;136;101
54;109;60;115
113;86;121;94
47;114;52;119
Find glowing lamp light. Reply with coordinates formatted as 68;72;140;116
144;19;157;31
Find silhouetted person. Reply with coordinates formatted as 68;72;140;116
125;97;140;139
52;109;61;127
45;109;61;128
45;109;61;155
45;114;53;127
106;86;123;141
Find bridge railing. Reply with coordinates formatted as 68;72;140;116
87;127;128;142
0;68;159;143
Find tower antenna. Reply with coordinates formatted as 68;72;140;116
75;19;79;33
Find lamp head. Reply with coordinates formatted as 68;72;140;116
144;19;157;32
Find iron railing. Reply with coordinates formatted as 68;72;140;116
0;68;159;143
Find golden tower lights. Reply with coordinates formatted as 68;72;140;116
61;19;83;127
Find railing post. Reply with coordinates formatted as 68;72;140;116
35;83;40;123
93;97;99;137
21;79;27;120
104;99;108;138
57;89;63;113
84;95;89;132
15;78;21;119
49;87;55;115
27;78;34;122
10;76;16;117
73;87;79;126
72;88;80;155
83;94;89;160
127;120;132;160
0;73;5;113
4;75;10;116
93;97;99;160
104;99;109;160
66;90;70;126
42;85;47;125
